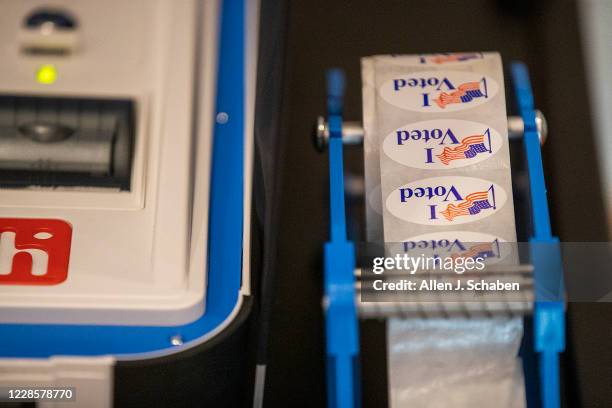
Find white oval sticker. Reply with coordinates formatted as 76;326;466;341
383;119;503;169
386;52;485;66
394;231;510;265
380;70;499;112
415;52;484;65
386;176;507;226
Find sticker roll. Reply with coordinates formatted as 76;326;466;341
361;52;525;408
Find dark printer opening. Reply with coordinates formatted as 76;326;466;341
0;96;135;190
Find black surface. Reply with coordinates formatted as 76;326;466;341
251;0;290;368
266;1;609;407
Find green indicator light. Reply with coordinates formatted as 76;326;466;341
36;64;57;84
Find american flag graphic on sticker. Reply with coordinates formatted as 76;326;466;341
436;131;493;165
434;79;488;108
440;186;496;221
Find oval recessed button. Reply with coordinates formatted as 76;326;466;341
24;9;77;30
18;122;74;143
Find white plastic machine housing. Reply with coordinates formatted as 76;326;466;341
0;0;222;325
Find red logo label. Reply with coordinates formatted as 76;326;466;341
0;219;72;285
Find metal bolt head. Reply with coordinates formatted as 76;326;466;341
313;116;328;152
535;109;547;145
216;112;229;124
170;335;183;346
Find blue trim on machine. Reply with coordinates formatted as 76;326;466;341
0;0;245;358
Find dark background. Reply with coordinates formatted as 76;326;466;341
264;1;611;407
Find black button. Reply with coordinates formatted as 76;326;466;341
24;9;77;30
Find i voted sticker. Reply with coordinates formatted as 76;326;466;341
382;119;503;169
386;52;485;66
396;231;510;265
380;70;499;112
415;52;484;65
386;176;507;226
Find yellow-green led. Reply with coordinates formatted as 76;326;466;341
36;64;57;84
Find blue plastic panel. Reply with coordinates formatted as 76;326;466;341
323;69;360;408
511;62;565;408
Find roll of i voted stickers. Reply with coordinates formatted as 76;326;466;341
361;52;524;408
361;52;516;244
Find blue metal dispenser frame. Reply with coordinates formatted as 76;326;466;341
323;62;566;408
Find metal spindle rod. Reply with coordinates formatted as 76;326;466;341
314;110;547;151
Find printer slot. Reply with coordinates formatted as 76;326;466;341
0;96;135;190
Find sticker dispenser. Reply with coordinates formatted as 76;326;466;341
316;62;565;408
